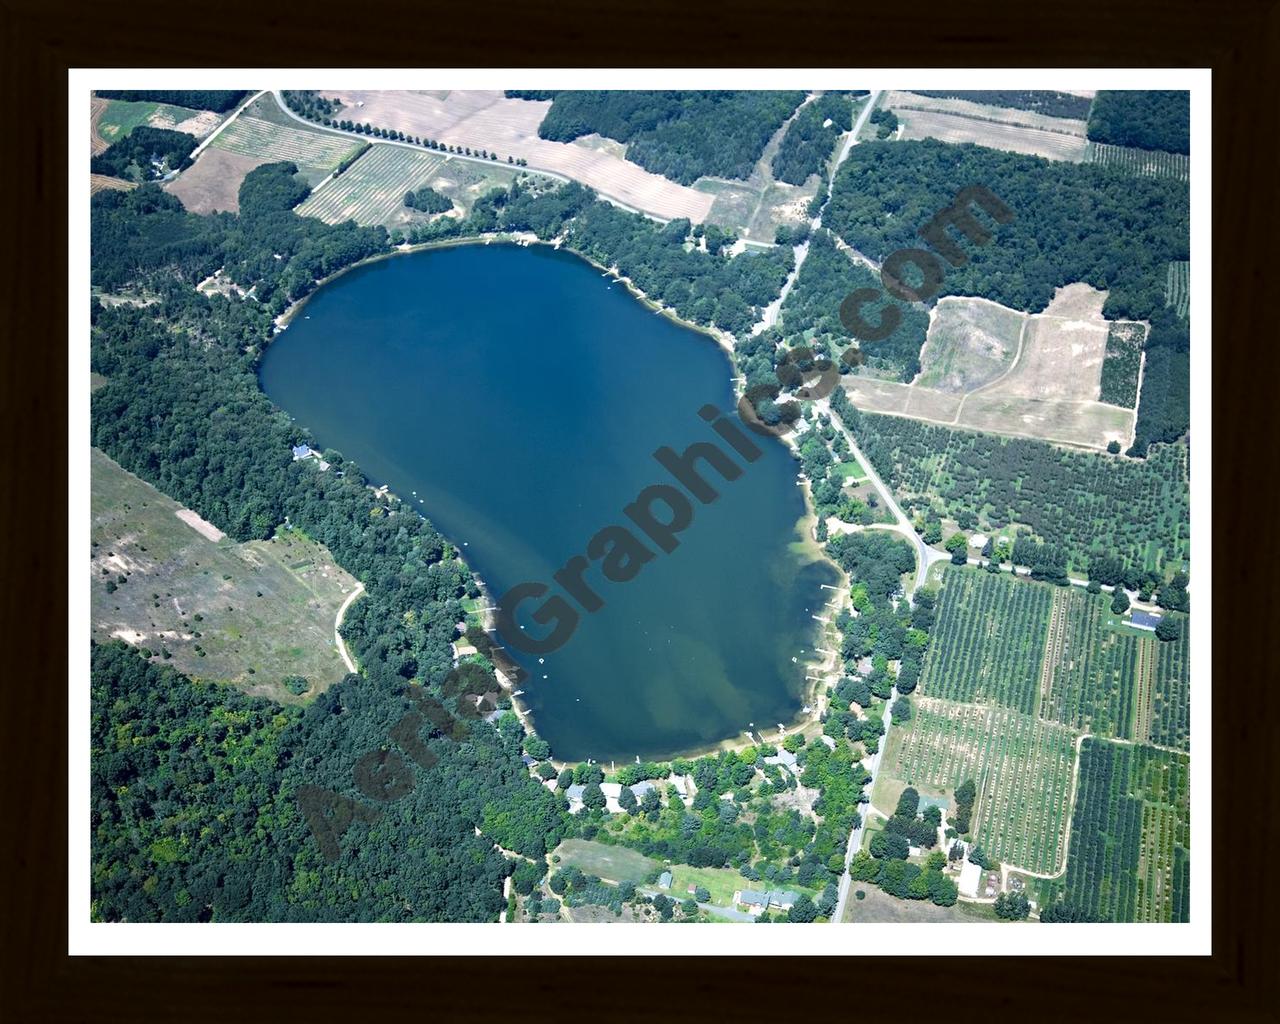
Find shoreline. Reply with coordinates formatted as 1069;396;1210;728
269;232;846;767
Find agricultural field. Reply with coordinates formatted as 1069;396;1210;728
1146;623;1190;751
1099;321;1147;407
90;95;111;156
320;89;714;222
915;297;1024;393
165;147;269;214
885;90;1089;162
209;95;363;185
553;839;659;884
90;448;358;703
1040;586;1149;737
1166;260;1190;318
1060;739;1189;922
846;409;1191;576
891;698;1077;874
844;286;1136;451
1087;142;1190;182
917;568;1053;714
296;146;445;226
94;98;222;150
90;174;135;196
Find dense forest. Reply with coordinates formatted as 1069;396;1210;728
824;140;1189;322
778;229;929;380
1130;307;1191;454
90;126;199;182
96;89;249;112
770;92;852;185
89;169;571;921
1087;91;1191;154
831;390;1190;580
908;90;1092;120
403;186;453;213
528;90;806;184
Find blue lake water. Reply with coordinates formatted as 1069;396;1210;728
259;242;837;760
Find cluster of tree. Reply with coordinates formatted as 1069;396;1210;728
565;201;793;336
403;186;453;214
778;229;929;380
97;90;248;112
1011;534;1070;585
1087;90;1190;154
884;786;940;848
850;848;958;905
531;90;806;184
1131;307;1190;455
281;90;341;122
952;779;976;835
771;92;853;184
909;91;1093;121
773;221;811;246
837;397;1190;575
92;166;388;311
1099;323;1144;407
824;139;1189;322
868;108;899;139
90;126;199;182
994;891;1031;920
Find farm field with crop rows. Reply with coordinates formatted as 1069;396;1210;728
1166;260;1190;318
917;569;1052;714
1088;142;1190;181
891;698;1076;874
211;115;361;184
1060;739;1189;922
297;146;445;226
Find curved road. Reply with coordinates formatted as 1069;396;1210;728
334;582;365;673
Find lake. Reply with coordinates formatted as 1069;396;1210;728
259;242;838;761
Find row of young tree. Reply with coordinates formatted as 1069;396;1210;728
97;89;249;112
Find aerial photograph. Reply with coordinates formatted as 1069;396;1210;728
82;80;1198;937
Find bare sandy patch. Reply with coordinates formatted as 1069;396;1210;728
917;297;1025;392
1041;281;1108;320
321;90;714;222
175;508;226;542
169;109;223;138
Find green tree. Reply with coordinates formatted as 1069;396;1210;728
582;782;606;811
1111;588;1131;614
994;891;1031;920
787;893;818;922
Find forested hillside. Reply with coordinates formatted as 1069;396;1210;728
526;90;806;184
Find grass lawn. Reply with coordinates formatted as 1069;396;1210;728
553;839;659;884
96;100;208;148
833;460;867;481
842;882;1000;922
668;864;761;907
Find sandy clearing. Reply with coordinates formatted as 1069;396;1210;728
321;90;715;223
175;508;226;542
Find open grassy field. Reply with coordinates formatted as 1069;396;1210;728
321;89;714;222
918;568;1053;714
553;839;658;884
1166;260;1190;318
891;698;1077;874
90;448;358;703
1088;142;1190;182
296;145;445;226
1061;739;1189;921
669;864;769;907
886;91;1088;162
916;297;1024;392
844;285;1136;451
